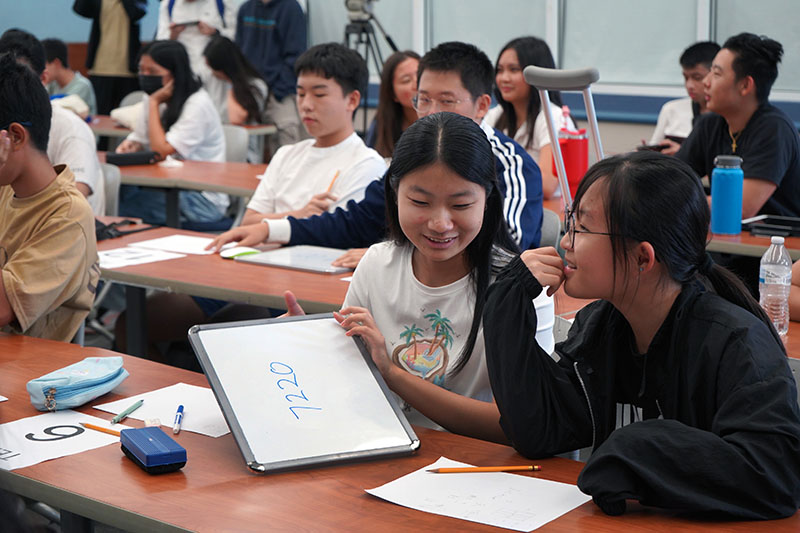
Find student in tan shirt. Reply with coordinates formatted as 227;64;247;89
0;52;99;342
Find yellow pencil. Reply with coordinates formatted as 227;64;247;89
80;422;121;437
326;170;341;193
427;465;541;473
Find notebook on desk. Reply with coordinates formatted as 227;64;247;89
742;214;800;237
234;245;352;274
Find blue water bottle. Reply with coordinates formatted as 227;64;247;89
710;155;744;235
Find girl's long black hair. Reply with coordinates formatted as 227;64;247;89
385;112;519;374
373;50;420;158
572;151;784;351
203;36;266;124
142;40;201;132
493;36;563;151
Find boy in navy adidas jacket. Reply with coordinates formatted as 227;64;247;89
211;41;543;256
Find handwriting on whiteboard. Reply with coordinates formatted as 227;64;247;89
269;362;322;420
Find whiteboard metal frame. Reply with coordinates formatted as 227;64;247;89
188;313;420;474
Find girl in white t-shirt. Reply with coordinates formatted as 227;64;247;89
203;35;268;163
286;112;520;442
203;36;267;127
117;40;227;225
486;36;574;199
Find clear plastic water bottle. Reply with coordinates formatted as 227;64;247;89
759;236;792;340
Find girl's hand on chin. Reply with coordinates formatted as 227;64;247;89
335;306;392;376
520;247;566;296
151;79;174;104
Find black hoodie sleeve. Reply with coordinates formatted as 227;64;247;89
483;255;595;458
578;323;800;520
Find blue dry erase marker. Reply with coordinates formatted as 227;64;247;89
173;404;184;435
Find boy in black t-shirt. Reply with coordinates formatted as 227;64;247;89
677;32;800;219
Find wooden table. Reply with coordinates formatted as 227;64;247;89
89;115;132;138
97;152;265;227
2;334;797;532
98;226;350;356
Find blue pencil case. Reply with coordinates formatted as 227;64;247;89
26;356;129;411
120;427;187;474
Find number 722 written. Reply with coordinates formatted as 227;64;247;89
269;361;322;420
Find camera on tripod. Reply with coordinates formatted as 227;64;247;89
344;0;376;23
343;0;398;133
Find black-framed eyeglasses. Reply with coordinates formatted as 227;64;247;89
564;207;627;248
411;94;470;113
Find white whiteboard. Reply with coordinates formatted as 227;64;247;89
189;314;419;472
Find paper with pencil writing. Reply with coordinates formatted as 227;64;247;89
366;456;590;531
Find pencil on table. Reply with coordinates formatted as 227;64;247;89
80;422;121;437
326;170;341;193
427;465;541;473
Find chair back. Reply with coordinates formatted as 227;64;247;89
222;125;249;162
101;163;121;216
119;90;146;108
72;322;85;346
540;208;562;249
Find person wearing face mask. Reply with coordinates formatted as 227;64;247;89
116;40;228;226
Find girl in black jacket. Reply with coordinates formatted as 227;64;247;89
484;151;800;519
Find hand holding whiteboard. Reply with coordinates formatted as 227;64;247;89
189;314;419;473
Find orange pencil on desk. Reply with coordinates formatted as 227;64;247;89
427;465;541;473
326;170;341;193
80;422;121;437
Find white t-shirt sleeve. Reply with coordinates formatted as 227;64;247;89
126;95;150;145
330;157;386;210
165;96;212;158
247;167;280;214
532;103;566;154
649;103;670;145
343;246;376;308
48;107;105;215
265;219;291;244
247;145;290;214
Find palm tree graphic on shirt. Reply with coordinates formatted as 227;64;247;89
392;310;454;385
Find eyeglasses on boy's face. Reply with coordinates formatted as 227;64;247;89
411;94;471;113
563;207;626;248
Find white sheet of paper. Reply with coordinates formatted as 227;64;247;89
366;456;591;532
98;247;186;269
127;235;225;255
0;411;132;471
158;156;184;168
93;383;229;437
